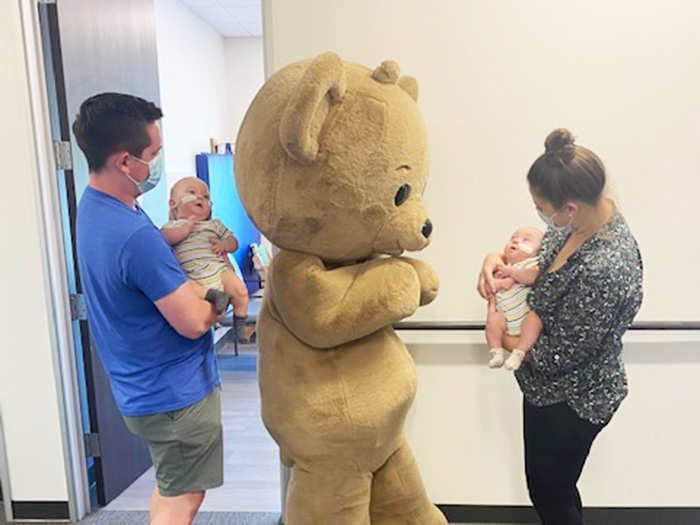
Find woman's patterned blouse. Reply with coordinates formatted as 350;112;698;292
515;211;643;424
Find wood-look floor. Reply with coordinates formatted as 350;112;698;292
105;339;282;513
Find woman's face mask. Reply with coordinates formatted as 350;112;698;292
537;206;572;232
125;152;164;195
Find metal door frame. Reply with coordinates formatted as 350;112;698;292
17;0;91;520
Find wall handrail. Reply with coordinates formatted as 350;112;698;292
395;321;700;331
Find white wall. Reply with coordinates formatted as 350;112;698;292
403;331;700;506
0;0;69;502
226;37;265;143
154;0;230;198
264;0;700;508
265;0;700;324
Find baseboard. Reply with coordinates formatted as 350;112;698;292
11;500;70;520
438;504;700;524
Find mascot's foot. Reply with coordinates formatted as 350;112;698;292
205;289;230;315
488;348;506;368
370;440;449;525
504;349;526;371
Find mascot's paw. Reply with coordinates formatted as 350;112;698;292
401;257;439;306
504;349;526;371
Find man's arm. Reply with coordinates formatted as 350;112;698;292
155;280;223;339
121;226;221;339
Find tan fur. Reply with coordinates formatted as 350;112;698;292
235;52;446;525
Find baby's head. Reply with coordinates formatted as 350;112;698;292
169;177;212;221
503;227;543;264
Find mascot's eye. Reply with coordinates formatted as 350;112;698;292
394;184;411;206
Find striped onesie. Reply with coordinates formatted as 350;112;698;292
495;256;539;336
163;219;232;291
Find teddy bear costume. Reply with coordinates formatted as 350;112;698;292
234;52;447;525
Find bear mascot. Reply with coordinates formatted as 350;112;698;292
234;51;447;525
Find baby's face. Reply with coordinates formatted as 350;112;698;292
503;227;543;264
170;178;212;221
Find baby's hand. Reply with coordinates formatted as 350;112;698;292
185;216;199;233
494;277;515;292
494;263;513;278
211;238;227;257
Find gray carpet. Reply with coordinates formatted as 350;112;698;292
82;511;281;524
0;505;281;524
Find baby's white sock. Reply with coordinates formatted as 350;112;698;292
488;348;506;368
505;349;526;371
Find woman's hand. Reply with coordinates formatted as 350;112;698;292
477;252;506;299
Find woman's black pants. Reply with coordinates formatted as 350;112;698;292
523;399;606;525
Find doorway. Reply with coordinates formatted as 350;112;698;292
36;0;161;509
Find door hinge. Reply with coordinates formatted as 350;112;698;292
53;140;72;170
69;293;87;321
84;433;101;458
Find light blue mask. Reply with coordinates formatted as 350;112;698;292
126;153;164;195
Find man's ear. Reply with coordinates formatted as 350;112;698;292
112;151;131;173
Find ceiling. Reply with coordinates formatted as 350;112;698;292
179;0;262;37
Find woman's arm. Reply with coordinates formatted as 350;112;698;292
530;270;628;376
477;251;506;299
499;264;539;285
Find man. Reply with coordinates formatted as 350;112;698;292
74;92;224;525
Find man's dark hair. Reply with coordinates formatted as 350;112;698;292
72;92;163;171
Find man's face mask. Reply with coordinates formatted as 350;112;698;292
125;152;164;195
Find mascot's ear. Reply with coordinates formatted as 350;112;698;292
279;52;347;165
397;76;419;102
372;60;419;102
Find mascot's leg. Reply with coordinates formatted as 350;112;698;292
369;438;448;525
285;464;372;525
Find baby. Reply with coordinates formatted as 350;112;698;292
486;227;544;371
162;177;250;343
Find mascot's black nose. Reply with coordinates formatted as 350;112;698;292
422;219;433;239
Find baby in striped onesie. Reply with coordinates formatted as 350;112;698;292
162;177;250;343
486;227;544;371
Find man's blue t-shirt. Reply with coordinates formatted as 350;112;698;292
76;186;220;416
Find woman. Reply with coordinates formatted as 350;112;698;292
478;129;643;525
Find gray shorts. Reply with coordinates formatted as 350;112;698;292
123;386;223;497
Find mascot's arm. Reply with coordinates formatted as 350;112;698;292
270;250;421;348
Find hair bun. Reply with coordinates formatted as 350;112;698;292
544;128;576;165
